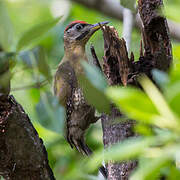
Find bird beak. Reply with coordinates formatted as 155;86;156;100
77;21;109;42
90;21;109;32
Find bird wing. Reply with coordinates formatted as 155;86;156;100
53;61;77;106
54;61;107;178
54;75;71;106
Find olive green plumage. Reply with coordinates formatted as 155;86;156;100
54;59;98;155
53;20;109;178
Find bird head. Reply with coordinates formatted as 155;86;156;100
64;20;109;47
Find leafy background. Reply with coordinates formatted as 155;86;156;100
0;0;180;179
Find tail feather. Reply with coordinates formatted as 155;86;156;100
99;165;107;179
79;140;107;179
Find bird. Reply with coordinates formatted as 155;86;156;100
53;20;109;178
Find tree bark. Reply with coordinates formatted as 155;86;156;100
96;0;172;179
0;25;55;179
0;95;55;179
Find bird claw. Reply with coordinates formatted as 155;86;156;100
72;139;85;155
66;129;107;179
66;135;74;149
67;133;92;156
80;140;92;156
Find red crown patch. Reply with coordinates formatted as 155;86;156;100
64;20;88;32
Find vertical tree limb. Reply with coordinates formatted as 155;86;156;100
138;0;172;71
101;25;137;180
91;45;103;72
100;0;172;179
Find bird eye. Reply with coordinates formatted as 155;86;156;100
76;24;83;30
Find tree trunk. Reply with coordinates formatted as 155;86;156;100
0;95;55;180
0;48;55;179
99;0;172;179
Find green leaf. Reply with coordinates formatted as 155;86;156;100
29;88;40;104
16;16;62;51
78;75;110;114
18;50;33;68
81;61;108;91
130;157;170;180
88;137;153;170
173;45;180;61
0;1;13;50
165;81;180;117
168;164;180;180
0;52;15;94
104;137;153;161
135;123;153;136
33;46;51;79
106;87;159;123
140;77;180;131
120;0;136;12
0;52;15;70
169;45;180;84
36;92;65;134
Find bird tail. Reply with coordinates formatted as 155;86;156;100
99;165;108;179
79;141;107;179
66;126;107;178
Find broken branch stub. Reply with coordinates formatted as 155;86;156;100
100;25;138;179
90;45;103;72
102;26;132;86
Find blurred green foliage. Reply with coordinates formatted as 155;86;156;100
0;0;180;179
164;0;180;22
79;42;180;180
120;0;136;12
100;47;180;179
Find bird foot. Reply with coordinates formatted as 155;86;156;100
66;126;92;156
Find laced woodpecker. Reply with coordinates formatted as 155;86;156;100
53;20;109;177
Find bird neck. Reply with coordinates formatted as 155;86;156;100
64;42;87;62
60;41;88;75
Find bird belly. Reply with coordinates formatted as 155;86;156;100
66;87;97;155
